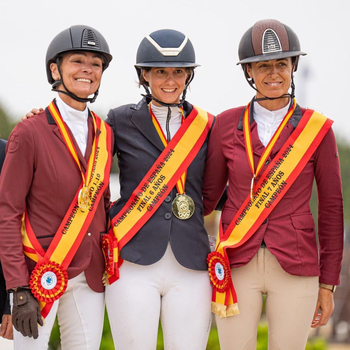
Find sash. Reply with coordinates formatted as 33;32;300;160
21;102;113;318
207;108;333;318
104;106;214;284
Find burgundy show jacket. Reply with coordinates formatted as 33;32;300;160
202;103;343;285
0;103;113;292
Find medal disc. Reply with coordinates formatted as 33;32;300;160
172;194;195;220
78;186;91;211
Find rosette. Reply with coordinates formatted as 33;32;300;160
29;260;68;303
207;251;232;292
102;234;115;276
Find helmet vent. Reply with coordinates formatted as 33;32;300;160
82;29;100;49
262;29;282;54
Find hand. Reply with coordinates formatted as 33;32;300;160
0;314;13;339
311;287;335;328
22;108;44;121
12;288;43;338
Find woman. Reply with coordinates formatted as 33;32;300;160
203;19;343;350
0;25;113;349
104;29;214;349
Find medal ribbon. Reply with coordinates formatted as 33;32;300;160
107;106;214;284
21;101;113;318
48;101;97;192
208;107;333;318
244;99;297;199
149;104;187;194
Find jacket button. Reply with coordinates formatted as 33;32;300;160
165;213;172;220
165;196;171;203
262;219;267;224
265;160;270;165
87;232;92;236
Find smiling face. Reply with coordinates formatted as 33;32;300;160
142;67;190;106
246;58;294;110
50;51;103;110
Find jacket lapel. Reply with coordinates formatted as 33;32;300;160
130;101;165;152
46;105;88;171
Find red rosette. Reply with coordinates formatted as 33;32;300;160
29;260;68;303
102;234;115;276
207;251;232;292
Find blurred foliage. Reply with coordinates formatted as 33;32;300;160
0;102;16;140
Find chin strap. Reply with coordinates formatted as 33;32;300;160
52;58;99;104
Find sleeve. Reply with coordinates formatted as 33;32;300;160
0;122;35;289
202;114;229;216
314;127;344;285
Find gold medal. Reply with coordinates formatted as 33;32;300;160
78;186;91;211
172;194;195;220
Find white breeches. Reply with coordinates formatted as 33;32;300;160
105;244;213;350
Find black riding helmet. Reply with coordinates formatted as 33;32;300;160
135;29;199;107
46;25;113;103
237;19;306;101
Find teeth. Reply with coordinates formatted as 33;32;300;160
163;88;175;92
76;78;91;83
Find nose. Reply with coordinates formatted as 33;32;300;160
82;62;93;73
165;72;176;83
268;65;278;77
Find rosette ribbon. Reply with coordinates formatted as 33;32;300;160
102;228;123;285
29;259;68;303
207;247;239;318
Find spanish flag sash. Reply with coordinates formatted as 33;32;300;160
207;103;333;318
104;105;214;284
21;101;113;318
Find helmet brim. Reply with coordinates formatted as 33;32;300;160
237;51;306;65
135;62;200;68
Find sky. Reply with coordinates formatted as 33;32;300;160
0;0;349;143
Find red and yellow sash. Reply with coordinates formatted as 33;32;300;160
207;104;333;318
105;105;214;284
21;101;113;318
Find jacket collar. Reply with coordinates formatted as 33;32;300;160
237;98;303;157
130;97;193;152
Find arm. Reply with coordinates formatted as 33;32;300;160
311;128;343;327
202;114;229;215
0;124;35;288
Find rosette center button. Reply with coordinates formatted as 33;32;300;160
215;262;225;281
41;271;58;290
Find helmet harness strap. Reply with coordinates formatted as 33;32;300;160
51;57;100;104
244;64;296;102
140;69;195;108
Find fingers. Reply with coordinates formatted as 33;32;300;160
311;311;321;328
30;316;39;339
37;307;44;327
22;108;44;121
0;315;13;339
